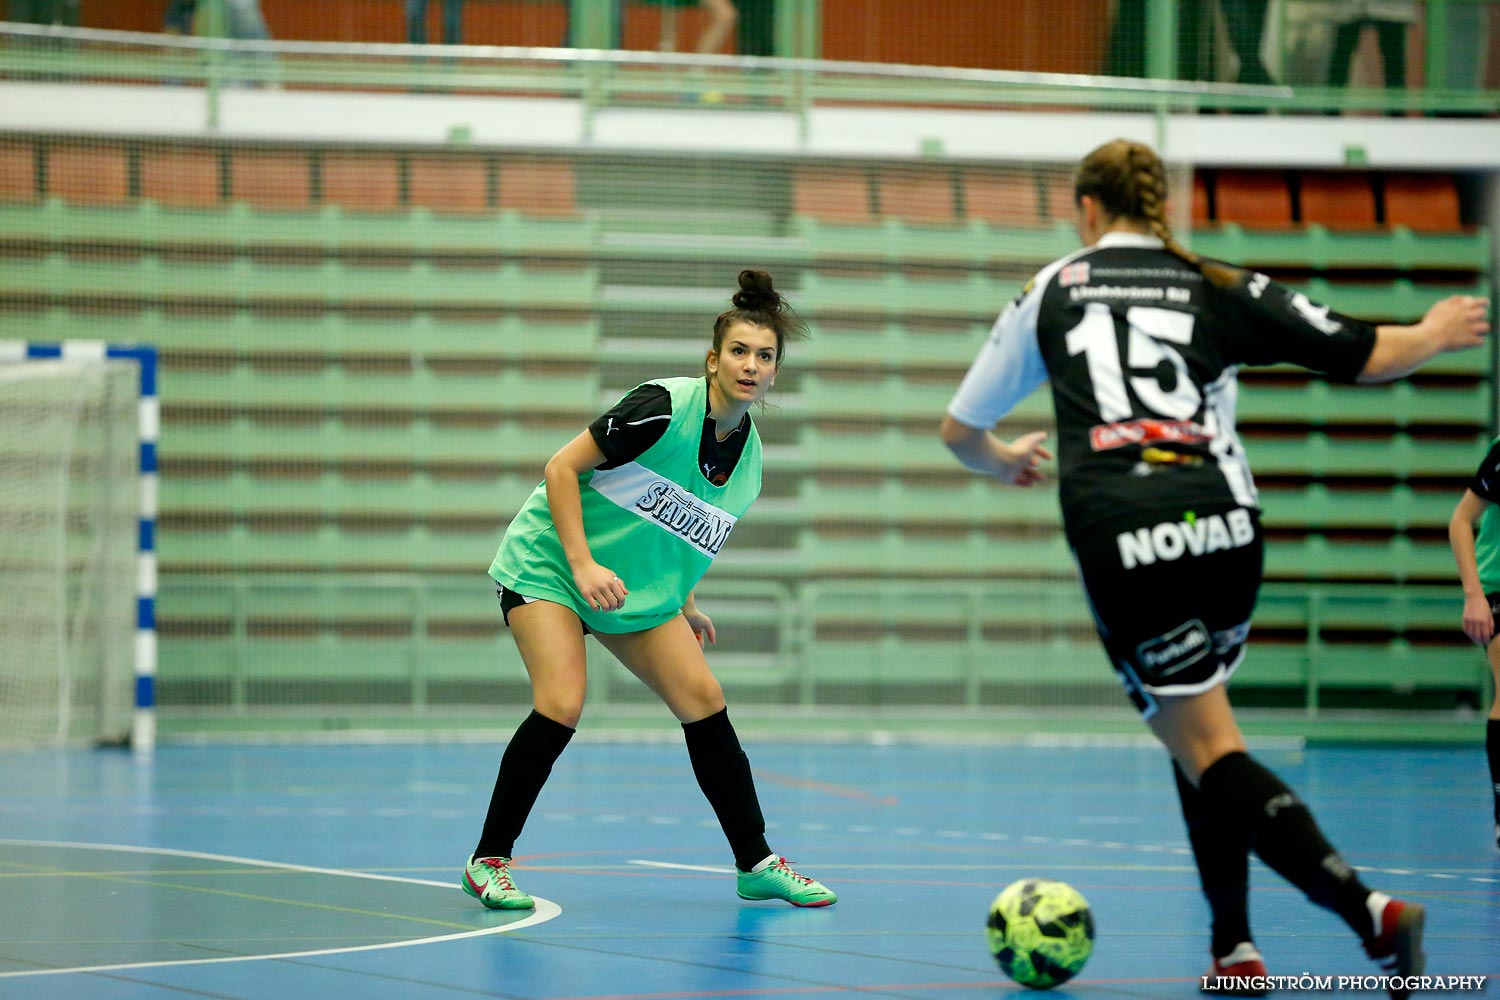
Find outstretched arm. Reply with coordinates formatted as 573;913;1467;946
1359;295;1489;383
939;416;1051;486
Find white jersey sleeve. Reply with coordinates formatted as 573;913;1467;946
946;271;1051;430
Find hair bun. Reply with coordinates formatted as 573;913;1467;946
731;269;782;313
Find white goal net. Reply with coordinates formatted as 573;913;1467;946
0;358;139;747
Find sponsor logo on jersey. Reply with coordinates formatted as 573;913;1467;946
634;481;734;555
1213;619;1251;652
1140;447;1203;467
1059;262;1090;287
1116;507;1255;570
1069;284;1191;304
589;462;739;558
1090;418;1212;451
1135;619;1211;680
1289;292;1342;334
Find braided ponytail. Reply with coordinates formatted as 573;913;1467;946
1076;139;1239;288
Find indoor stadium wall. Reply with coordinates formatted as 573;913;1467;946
0;43;1495;741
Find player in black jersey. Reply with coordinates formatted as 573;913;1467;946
942;139;1488;997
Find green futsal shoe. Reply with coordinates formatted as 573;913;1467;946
462;854;534;910
736;856;836;907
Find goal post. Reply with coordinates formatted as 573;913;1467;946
0;341;158;752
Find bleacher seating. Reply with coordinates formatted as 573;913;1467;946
0;136;1489;716
42;142;130;205
230;149;314;210
1382;173;1463;232
408;153;491;213
877;164;957;224
964;167;1052;227
792;164;874;224
1191;172;1210;226
140;146;221;206
497;155;578;217
1298;171;1379;230
0;139;35;201
1211;170;1294;228
322;152;402;212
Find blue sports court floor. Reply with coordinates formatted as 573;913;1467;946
1;737;1496;999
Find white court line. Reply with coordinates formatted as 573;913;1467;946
0;839;561;979
626;859;736;874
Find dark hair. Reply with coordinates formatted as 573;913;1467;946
709;269;807;370
1074;139;1238;287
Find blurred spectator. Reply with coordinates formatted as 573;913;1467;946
1438;1;1490;91
1220;0;1274;85
162;0;194;33
1114;1;1274;86
6;0;79;25
163;0;274;87
561;0;622;48
162;0;271;43
1103;0;1147;78
407;0;462;45
1326;0;1414;97
735;0;772;57
646;0;737;54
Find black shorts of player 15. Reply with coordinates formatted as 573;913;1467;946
1070;505;1264;717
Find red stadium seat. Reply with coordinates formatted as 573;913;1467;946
1214;170;1293;228
140;146;221;207
322;152;401;212
1300;172;1378;229
230;149;313;210
47;143;130;205
793;165;874;224
1383;173;1462;232
498;156;577;217
962;169;1044;227
0;140;37;202
408;154;491;214
1191;172;1211;225
1039;171;1078;222
878;165;956;224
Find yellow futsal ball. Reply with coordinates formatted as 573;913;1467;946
985;878;1095;989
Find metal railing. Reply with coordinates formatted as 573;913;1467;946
2;21;1497;128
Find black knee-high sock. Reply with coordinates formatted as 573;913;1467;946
683;707;771;871
1197;751;1375;942
1487;720;1500;823
473;710;575;859
1175;761;1253;958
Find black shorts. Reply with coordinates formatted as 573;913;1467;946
1070;506;1264;718
495;582;590;635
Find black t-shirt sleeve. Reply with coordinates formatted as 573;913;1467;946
1469;439;1500;502
587;384;674;469
1209;267;1377;382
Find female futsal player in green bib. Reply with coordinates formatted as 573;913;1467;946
461;270;835;909
1447;437;1500;851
